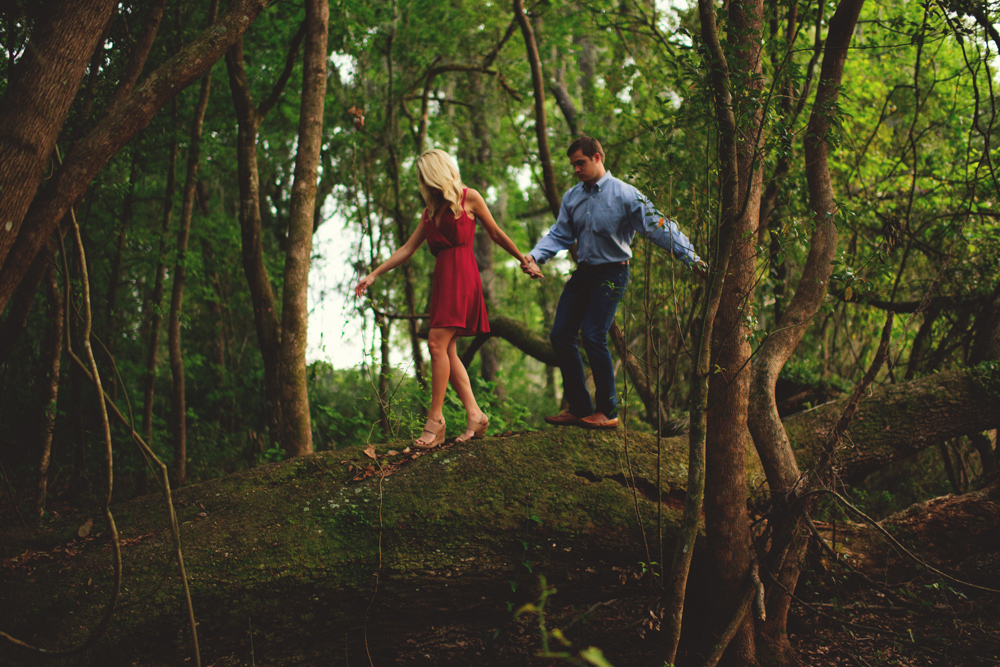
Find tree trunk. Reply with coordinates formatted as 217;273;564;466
103;151;138;401
35;260;63;521
225;42;284;446
378;318;392;437
746;2;866;661
225;20;307;447
169;2;218;484
277;0;328;457
514;0;562;218
141;109;179;453
384;1;428;391
0;0;274;317
466;71;503;395
0;0;115;272
200;236;229;421
661;3;748;658
700;1;765;663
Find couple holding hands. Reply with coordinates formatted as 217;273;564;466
355;137;703;449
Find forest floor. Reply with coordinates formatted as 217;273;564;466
1;434;997;667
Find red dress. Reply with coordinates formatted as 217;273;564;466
424;189;490;336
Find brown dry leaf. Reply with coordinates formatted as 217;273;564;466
363;444;377;460
387;449;399;456
347;106;365;130
77;519;93;538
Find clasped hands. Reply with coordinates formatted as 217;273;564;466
521;256;544;279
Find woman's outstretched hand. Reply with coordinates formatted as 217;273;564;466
521;256;544;280
355;274;375;297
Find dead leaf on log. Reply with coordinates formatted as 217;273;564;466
363;445;376;460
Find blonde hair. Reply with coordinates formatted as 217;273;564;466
416;149;464;217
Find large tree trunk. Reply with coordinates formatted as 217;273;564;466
225;41;285;446
661;4;746;660
0;0;274;317
746;3;866;661
700;1;765;664
276;0;328;457
0;0;116;272
168;2;217;484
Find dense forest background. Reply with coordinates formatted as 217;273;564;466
1;0;998;665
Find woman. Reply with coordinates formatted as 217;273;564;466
355;149;542;448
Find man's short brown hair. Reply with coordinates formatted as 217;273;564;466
567;136;604;159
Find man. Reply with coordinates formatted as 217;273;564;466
523;136;704;429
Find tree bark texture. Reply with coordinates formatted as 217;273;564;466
700;1;766;664
224;33;298;446
0;0;274;317
277;0;328;457
662;5;743;661
745;2;866;658
0;0;116;273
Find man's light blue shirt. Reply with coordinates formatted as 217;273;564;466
528;171;700;267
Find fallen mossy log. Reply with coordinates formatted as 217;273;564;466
1;368;997;665
0;429;694;666
784;369;1000;484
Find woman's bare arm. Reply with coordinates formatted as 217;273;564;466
465;189;542;278
355;213;428;297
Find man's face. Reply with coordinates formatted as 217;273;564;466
569;149;604;185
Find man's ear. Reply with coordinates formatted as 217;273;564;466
593;152;604;164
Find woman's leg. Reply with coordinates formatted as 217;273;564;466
426;327;458;422
447;337;486;438
413;327;457;447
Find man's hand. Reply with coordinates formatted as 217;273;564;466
692;259;708;281
521;255;544;280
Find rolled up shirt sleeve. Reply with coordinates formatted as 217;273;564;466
629;192;700;266
529;195;576;264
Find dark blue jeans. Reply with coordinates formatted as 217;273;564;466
550;263;630;419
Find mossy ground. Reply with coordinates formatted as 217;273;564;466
2;429;998;665
0;427;697;666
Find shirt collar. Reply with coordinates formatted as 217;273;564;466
583;171;612;193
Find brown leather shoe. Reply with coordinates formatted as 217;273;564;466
544;410;583;426
580;412;619;429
